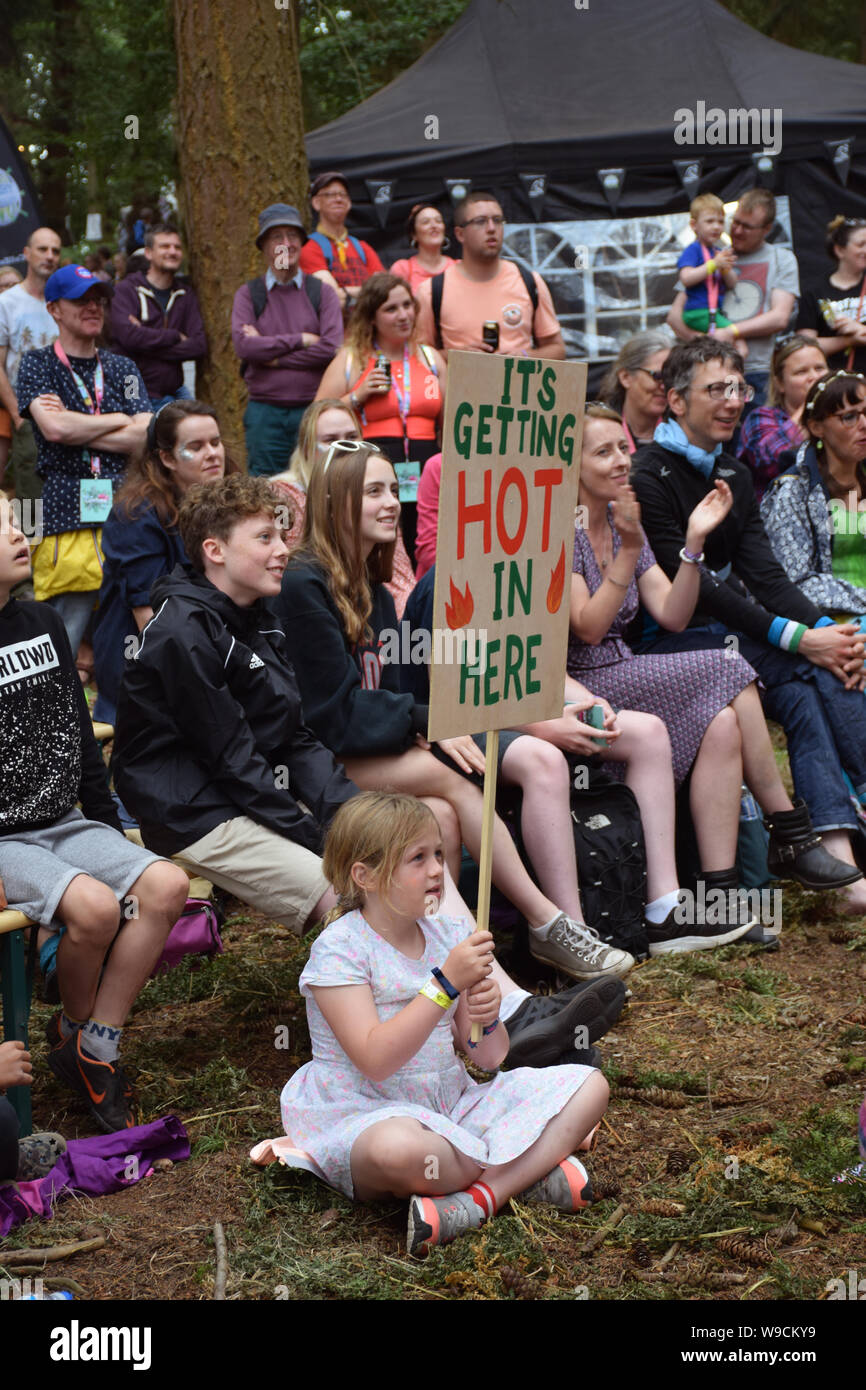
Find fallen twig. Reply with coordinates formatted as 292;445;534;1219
580;1203;627;1256
2;1236;105;1265
600;1114;624;1145
212;1221;227;1300
656;1241;680;1269
184;1103;263;1124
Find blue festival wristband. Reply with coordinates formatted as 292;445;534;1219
815;616;835;629
431;966;459;1000
767;616;787;648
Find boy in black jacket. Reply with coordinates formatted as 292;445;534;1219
0;496;189;1132
631;338;866;907
113;475;355;934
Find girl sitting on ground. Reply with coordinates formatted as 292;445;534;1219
275;440;634;984
281;791;610;1255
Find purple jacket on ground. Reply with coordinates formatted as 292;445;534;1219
0;1116;190;1238
231;273;343;406
110;271;207;399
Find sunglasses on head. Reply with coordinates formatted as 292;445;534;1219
321;439;373;474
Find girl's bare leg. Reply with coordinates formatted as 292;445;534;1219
350;1071;609;1206
351;1118;482;1200
731;684;792;814
688;708;742;871
603;711;679;901
500;736;582;919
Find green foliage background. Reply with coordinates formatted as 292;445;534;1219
0;0;860;243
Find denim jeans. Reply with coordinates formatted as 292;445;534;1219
640;623;866;834
47;589;97;659
243;401;307;476
148;385;194;412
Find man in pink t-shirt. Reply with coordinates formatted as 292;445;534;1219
415;192;565;359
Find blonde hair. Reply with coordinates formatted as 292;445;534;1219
0;266;22;291
768;334;827;409
283;398;363;491
322;792;440;924
690;193;725;220
292;440;396;646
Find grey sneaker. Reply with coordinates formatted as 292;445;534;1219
16;1132;67;1181
530;914;634;981
520;1155;593;1210
407;1190;487;1256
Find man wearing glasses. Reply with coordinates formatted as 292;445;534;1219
668;190;799;411
415;192;565;359
299;172;384;314
630;338;866;904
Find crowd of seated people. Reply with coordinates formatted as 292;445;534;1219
2;177;865;1255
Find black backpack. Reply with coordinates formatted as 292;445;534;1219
567;759;649;959
430;260;539;349
239;273;323;377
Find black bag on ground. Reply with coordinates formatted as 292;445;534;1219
568;759;649;959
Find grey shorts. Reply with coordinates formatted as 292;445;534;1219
0;808;165;928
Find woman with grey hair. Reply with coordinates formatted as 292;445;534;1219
600;329;673;453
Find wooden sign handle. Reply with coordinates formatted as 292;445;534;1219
471;729;499;1044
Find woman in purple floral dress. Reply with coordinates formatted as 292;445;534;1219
568;405;813;952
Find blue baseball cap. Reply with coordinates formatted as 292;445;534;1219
44;264;110;303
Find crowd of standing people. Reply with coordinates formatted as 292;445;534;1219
1;172;865;1256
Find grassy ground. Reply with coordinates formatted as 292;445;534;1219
3;883;865;1301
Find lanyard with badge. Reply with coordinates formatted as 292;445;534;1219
700;243;720;334
371;342;421;505
53;339;114;524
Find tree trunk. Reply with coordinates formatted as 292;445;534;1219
173;0;307;463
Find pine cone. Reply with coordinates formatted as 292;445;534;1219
666;1148;692;1175
828;928;852;944
822;1068;847;1088
843;1006;866;1026
500;1265;536;1299
639;1199;685;1217
716;1236;771;1267
743;1120;774;1138
613;1072;640;1090
710;1092;750;1107
615;1086;687;1109
591;1168;621;1200
630;1240;652;1267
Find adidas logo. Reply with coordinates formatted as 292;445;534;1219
249;654;264;669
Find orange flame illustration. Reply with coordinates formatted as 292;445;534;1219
445;576;474;629
546;542;566;613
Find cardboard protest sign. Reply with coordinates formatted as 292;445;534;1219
428;351;586;742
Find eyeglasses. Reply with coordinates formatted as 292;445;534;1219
636;367;665;383
830;405;866;427
459;215;505;229
699;381;755;402
318;191;349;202
730;218;768;232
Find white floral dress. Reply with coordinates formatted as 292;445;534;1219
280;910;594;1198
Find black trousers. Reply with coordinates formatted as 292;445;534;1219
0;1095;20;1181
